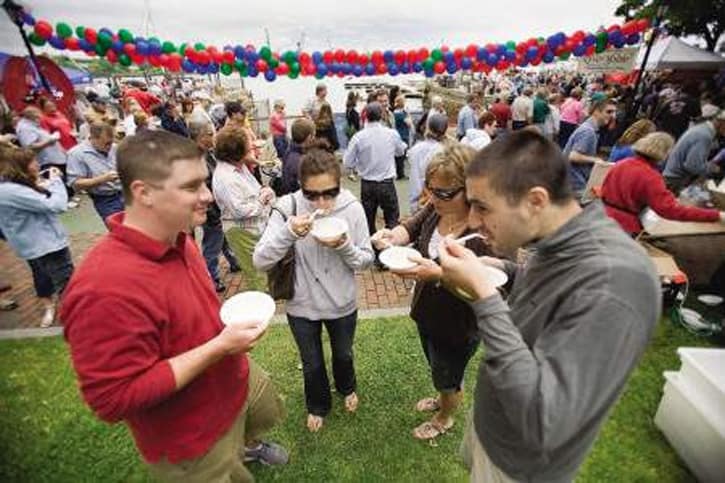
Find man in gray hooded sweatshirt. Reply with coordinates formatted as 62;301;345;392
438;130;660;482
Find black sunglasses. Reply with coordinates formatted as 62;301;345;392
427;185;464;201
302;186;341;201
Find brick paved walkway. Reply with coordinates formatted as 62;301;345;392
0;232;414;330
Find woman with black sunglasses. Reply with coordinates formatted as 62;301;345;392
372;144;495;440
253;148;374;433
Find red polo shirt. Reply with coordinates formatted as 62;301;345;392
61;213;248;463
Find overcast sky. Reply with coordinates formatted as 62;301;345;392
1;0;625;56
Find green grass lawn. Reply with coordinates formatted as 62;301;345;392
0;315;714;482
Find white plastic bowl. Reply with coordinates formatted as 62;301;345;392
378;246;422;271
311;217;348;242
697;294;724;307
219;291;276;330
453;265;509;301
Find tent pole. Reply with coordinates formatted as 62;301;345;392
2;0;53;94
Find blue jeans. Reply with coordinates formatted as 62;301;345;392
91;192;124;224
273;135;289;159
27;247;74;298
287;311;357;416
201;221;239;283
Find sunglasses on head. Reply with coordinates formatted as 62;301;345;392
427;185;464;201
302;186;341;201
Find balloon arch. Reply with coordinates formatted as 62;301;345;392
18;8;650;81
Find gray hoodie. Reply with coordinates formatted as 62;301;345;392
253;189;374;320
470;202;660;482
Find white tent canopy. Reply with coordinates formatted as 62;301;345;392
636;36;725;70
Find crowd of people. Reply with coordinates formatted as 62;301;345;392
0;65;724;482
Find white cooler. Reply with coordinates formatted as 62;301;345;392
654;348;725;483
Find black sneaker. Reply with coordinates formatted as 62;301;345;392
215;281;226;293
243;441;289;466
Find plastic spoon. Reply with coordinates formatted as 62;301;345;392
452;233;487;244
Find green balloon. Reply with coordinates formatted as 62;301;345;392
558;52;571;61
119;53;132;66
290;62;300;74
75;26;85;38
179;42;188;54
149;37;160;45
162;41;176;54
288;70;299;79
239;64;249;77
95;43;108;56
431;49;442;61
118;28;134;43
220;63;233;75
29;32;46;46
194;42;205;51
56;22;72;39
282;50;296;64
260;46;272;60
422;58;434;70
268;58;279;69
98;32;113;48
505;41;516;50
595;43;606;54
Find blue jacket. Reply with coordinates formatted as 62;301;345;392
0;177;69;260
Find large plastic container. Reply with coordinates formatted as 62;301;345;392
654;371;725;483
677;348;725;426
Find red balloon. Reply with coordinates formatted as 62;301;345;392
131;54;145;65
212;52;224;64
148;56;161;67
66;37;80;51
376;63;387;74
371;50;383;65
184;46;195;58
168;60;181;72
486;43;497;53
481;64;492;74
106;50;118;63
84;50;96;57
159;54;170;66
303;63;316;76
417;47;429;60
530;57;541;66
197;51;211;65
607;24;621;33
223;51;235;64
622;20;637;35
34;20;53;40
527;38;538;47
336;71;345;78
407;50;418;64
564;39;577;51
359;53;369;65
465;44;478;58
394;50;406;65
496;60;509;70
123;43;137;56
515;43;526;54
299;52;311;64
84;28;98;45
334;49;345;63
440;45;450;53
346;50;359;64
636;18;650;32
453;48;464;60
572;30;586;41
277;63;290;75
585;45;595;56
256;59;269;72
433;61;446;74
323;51;334;64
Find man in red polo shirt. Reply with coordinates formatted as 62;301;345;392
61;130;287;482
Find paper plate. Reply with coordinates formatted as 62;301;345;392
697;294;724;307
219;291;276;329
378;246;422;271
311;217;348;242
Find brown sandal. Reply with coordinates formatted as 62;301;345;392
415;397;440;412
412;419;454;440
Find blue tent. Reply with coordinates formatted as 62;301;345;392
0;51;92;85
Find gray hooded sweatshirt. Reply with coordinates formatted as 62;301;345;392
470;202;660;482
253;189;374;320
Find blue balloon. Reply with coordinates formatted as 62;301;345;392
353;65;363;77
626;33;641;45
182;59;195;72
134;36;146;45
196;64;208;74
424;68;435;78
245;51;259;63
461;57;473;70
400;62;410;74
149;41;162;56
496;44;506;56
208;63;219;74
136;41;150;56
477;47;487;61
543;52;555;63
527;47;538;59
573;44;586;57
365;63;375;76
21;12;35;26
49;36;66;50
443;51;455;63
329;63;338;74
341;63;352;75
583;34;596;47
111;40;124;53
316;63;328;76
613;39;625;49
265;70;277;82
99;28;114;38
248;66;259;77
446;62;457;74
312;51;323;64
235;46;245;59
389;63;399;76
383;50;394;63
413;62;423;73
486;53;498;66
505;50;516;61
79;39;93;51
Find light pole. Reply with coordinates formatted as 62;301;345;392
2;0;53;93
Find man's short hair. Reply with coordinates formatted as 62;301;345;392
589;98;615;115
215;127;249;163
366;102;383;122
89;122;114;139
315;83;327;95
466;130;572;205
188;120;213;141
224;101;245;117
478;111;496;128
116;130;202;203
291;118;315;144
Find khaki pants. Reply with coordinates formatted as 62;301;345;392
148;358;286;483
460;413;520;483
224;227;267;292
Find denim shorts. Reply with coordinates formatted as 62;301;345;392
418;330;479;393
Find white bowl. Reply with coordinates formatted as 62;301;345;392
697;294;724;307
219;291;276;329
379;246;422;271
311;217;348;242
453;265;509;301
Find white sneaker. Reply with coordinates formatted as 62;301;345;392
67;201;79;209
73;196;81;202
40;306;55;328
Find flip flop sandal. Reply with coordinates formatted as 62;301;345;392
415;397;440;412
412;419;454;440
0;299;18;311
